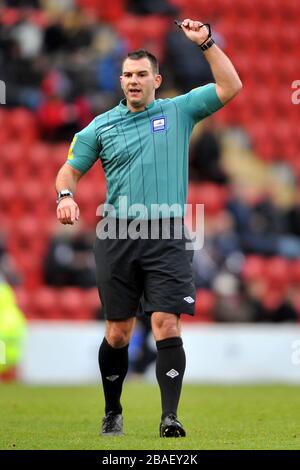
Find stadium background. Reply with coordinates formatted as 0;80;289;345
0;0;300;382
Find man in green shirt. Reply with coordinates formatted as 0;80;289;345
56;19;242;438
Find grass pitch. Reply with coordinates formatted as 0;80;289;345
1;382;300;450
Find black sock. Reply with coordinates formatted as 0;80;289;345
98;337;129;415
156;336;186;420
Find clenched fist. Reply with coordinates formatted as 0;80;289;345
57;197;80;225
180;19;210;46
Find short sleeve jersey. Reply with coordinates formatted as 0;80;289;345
67;83;223;219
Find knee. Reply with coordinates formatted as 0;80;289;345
106;325;131;348
152;313;180;341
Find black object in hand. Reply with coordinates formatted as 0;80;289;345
174;19;182;28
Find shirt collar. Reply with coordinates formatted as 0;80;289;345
118;98;156;114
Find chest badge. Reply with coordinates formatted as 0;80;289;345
151;116;167;133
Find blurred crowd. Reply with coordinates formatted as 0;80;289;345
0;0;299;325
0;0;214;140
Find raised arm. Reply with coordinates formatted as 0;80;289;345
55;162;82;225
180;19;242;104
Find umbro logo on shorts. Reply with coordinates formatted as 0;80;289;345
166;369;179;379
106;375;119;382
184;296;195;304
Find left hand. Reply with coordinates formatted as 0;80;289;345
180;19;209;46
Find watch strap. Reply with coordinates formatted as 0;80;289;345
56;189;74;204
199;37;215;51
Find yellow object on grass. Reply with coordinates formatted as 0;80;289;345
0;282;27;373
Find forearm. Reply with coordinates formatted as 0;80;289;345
203;44;242;104
56;163;81;225
55;163;82;194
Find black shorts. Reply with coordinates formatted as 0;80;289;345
94;218;196;321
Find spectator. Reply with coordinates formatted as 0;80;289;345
192;210;241;288
227;183;284;256
190;118;227;184
43;15;69;54
10;13;43;60
266;170;300;260
164;25;213;92
213;272;254;322
4;0;40;7
285;188;300;238
127;0;178;16
129;314;156;377
43;223;96;288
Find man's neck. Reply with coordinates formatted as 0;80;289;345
126;98;155;113
127;103;146;113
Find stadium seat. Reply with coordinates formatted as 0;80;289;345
78;0;126;21
33;288;61;320
14;252;43;289
58;288;88;320
27;9;48;28
242;256;265;281
1;140;25;166
7;108;38;143
0;180;15;211
14;288;30;313
51;143;70;172
27;143;52;179
290;261;300;285
115;15;144;50
0;8;21;26
12;215;50;253
188;183;227;215
193;289;215;322
264;257;290;289
83;288;101;319
18;181;49;217
14;288;36;320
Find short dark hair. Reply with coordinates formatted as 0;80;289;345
122;49;159;74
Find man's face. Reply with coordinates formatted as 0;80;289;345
120;57;162;112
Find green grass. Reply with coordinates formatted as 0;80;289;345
1;382;300;450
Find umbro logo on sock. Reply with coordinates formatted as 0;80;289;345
184;296;194;304
166;369;179;379
106;375;119;382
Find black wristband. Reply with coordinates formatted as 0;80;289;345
199;37;215;51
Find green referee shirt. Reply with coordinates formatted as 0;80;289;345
67;83;223;219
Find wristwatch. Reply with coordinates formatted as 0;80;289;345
56;189;74;204
199;37;215;51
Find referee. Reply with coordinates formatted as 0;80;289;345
56;19;242;437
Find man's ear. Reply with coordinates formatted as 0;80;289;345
154;74;162;90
